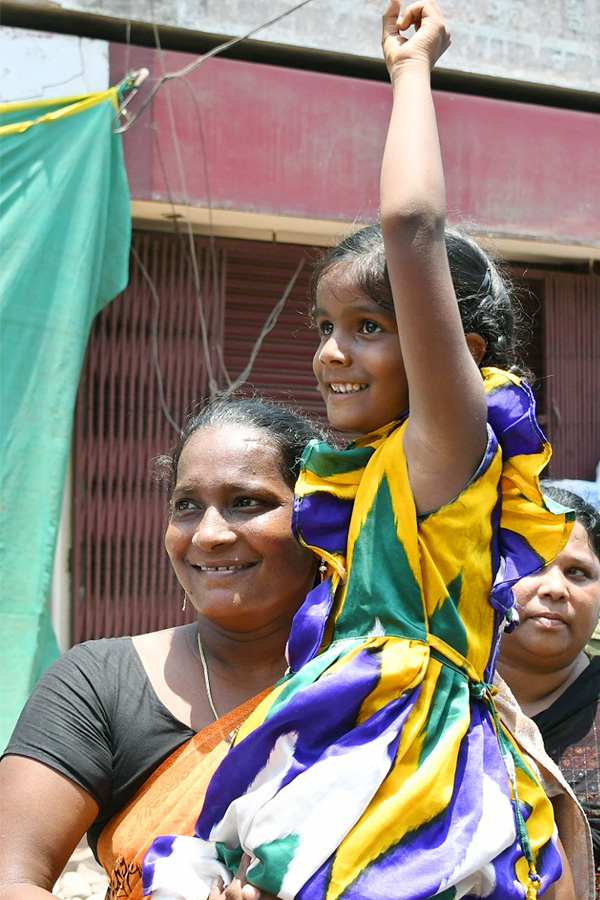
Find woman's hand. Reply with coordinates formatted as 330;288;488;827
207;855;278;900
382;0;451;77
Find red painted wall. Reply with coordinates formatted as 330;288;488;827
111;45;600;245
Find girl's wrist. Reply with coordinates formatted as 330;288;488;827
388;56;434;86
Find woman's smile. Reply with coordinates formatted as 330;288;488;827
328;382;368;394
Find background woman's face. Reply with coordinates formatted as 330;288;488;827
165;424;317;632
500;521;600;672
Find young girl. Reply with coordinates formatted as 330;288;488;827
144;3;575;898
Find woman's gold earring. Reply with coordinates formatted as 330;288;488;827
182;592;188;612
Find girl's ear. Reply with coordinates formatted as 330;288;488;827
465;332;486;366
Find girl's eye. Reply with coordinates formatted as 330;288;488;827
317;320;333;337
361;320;382;335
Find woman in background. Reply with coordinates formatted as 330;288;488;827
498;483;600;889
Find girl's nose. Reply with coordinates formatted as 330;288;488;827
318;333;349;366
191;507;236;549
538;564;568;601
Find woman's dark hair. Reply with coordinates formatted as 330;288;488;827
308;222;529;378
540;481;600;560
158;395;326;492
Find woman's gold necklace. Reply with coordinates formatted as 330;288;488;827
197;631;219;721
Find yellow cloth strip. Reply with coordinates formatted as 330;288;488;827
0;88;119;136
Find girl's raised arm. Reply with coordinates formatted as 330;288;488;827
380;0;488;513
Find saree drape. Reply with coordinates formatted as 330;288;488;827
98;690;272;899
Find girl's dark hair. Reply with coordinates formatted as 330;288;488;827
158;395;326;492
540;481;600;560
308;222;529;378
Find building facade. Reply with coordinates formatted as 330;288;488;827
2;0;599;644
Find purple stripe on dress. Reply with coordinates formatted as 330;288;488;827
287;577;335;671
278;674;417;793
492;528;545;606
490;527;545;618
489;491;502;577
302;704;523;899
480;425;499;474
354;709;499;896
482;828;562;900
195;646;383;838
293;492;353;555
196;647;420;841
142;834;177;893
487;380;546;459
490;581;517;616
295;855;330;900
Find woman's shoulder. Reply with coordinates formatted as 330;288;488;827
66;628;176;671
64;634;133;663
537;656;600;726
3;629;195;825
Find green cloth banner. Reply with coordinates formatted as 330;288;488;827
0;89;131;748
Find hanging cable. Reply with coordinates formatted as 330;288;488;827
130;244;181;432
119;0;315;411
113;0;317;134
222;258;305;397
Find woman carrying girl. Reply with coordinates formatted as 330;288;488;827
144;2;576;898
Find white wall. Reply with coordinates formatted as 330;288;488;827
0;27;109;102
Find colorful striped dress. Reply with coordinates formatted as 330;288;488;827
143;368;574;900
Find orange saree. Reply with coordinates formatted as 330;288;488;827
97;690;272;899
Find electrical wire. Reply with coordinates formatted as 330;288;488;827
119;0;315;424
113;0;317;134
222;258;305;397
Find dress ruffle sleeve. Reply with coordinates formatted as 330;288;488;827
483;368;574;621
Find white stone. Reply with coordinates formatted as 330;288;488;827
54;870;92;899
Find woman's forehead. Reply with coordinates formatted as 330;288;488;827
177;423;281;479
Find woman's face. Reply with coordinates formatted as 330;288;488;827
500;521;600;673
165;424;317;633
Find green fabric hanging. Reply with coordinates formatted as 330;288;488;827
0;88;131;748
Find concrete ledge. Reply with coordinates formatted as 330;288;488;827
131;200;600;265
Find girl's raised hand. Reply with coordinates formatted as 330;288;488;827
382;0;451;76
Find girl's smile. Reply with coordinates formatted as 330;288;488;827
312;266;408;435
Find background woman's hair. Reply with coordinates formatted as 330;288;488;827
540;480;600;559
156;394;327;492
308;222;532;379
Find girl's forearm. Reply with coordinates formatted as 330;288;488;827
380;61;446;229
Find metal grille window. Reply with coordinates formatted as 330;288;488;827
544;272;600;481
71;232;319;642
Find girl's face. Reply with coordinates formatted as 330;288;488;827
165;424;318;633
500;521;600;673
312;265;407;435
